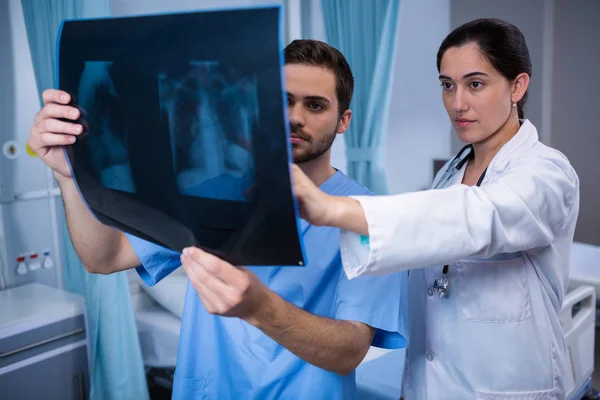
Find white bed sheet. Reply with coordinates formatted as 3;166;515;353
129;270;183;368
568;241;600;298
135;294;182;368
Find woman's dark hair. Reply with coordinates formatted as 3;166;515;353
436;18;532;119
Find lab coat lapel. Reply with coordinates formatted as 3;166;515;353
485;119;539;180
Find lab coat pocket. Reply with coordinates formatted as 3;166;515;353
456;257;532;322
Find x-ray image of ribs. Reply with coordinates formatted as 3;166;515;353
158;61;258;201
77;61;136;193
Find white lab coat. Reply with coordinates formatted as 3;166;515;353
341;120;579;399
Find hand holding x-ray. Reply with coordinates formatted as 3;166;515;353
28;89;87;179
292;165;335;227
293;165;369;236
180;246;269;322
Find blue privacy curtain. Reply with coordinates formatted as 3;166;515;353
321;0;401;194
21;1;150;399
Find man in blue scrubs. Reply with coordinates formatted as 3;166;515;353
28;39;406;399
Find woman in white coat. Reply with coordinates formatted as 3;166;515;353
293;18;579;399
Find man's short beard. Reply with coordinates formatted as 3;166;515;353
292;128;337;164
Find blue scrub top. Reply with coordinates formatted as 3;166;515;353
127;171;407;399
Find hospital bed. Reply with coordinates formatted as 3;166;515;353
128;270;184;369
128;242;599;399
569;242;600;327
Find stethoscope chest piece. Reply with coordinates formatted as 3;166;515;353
433;275;449;298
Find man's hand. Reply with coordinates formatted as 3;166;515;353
28;89;86;180
180;246;375;376
180;247;270;323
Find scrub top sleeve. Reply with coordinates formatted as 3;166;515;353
334;267;408;345
125;233;182;286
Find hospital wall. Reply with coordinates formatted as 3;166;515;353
450;0;600;246
550;1;600;246
382;0;453;194
303;0;453;194
0;0;64;290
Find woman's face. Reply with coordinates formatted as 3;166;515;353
438;42;515;144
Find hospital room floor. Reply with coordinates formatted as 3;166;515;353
146;368;174;400
149;385;171;400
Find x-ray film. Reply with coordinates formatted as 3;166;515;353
56;6;306;266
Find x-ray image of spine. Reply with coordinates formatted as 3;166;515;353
77;61;136;193
158;61;257;201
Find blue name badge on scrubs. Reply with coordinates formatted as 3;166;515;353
55;6;306;267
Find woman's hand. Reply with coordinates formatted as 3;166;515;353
292;165;337;226
292;165;370;236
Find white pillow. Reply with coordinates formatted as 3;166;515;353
137;266;188;319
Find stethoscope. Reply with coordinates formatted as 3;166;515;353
431;144;487;298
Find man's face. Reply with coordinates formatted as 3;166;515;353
284;64;351;164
